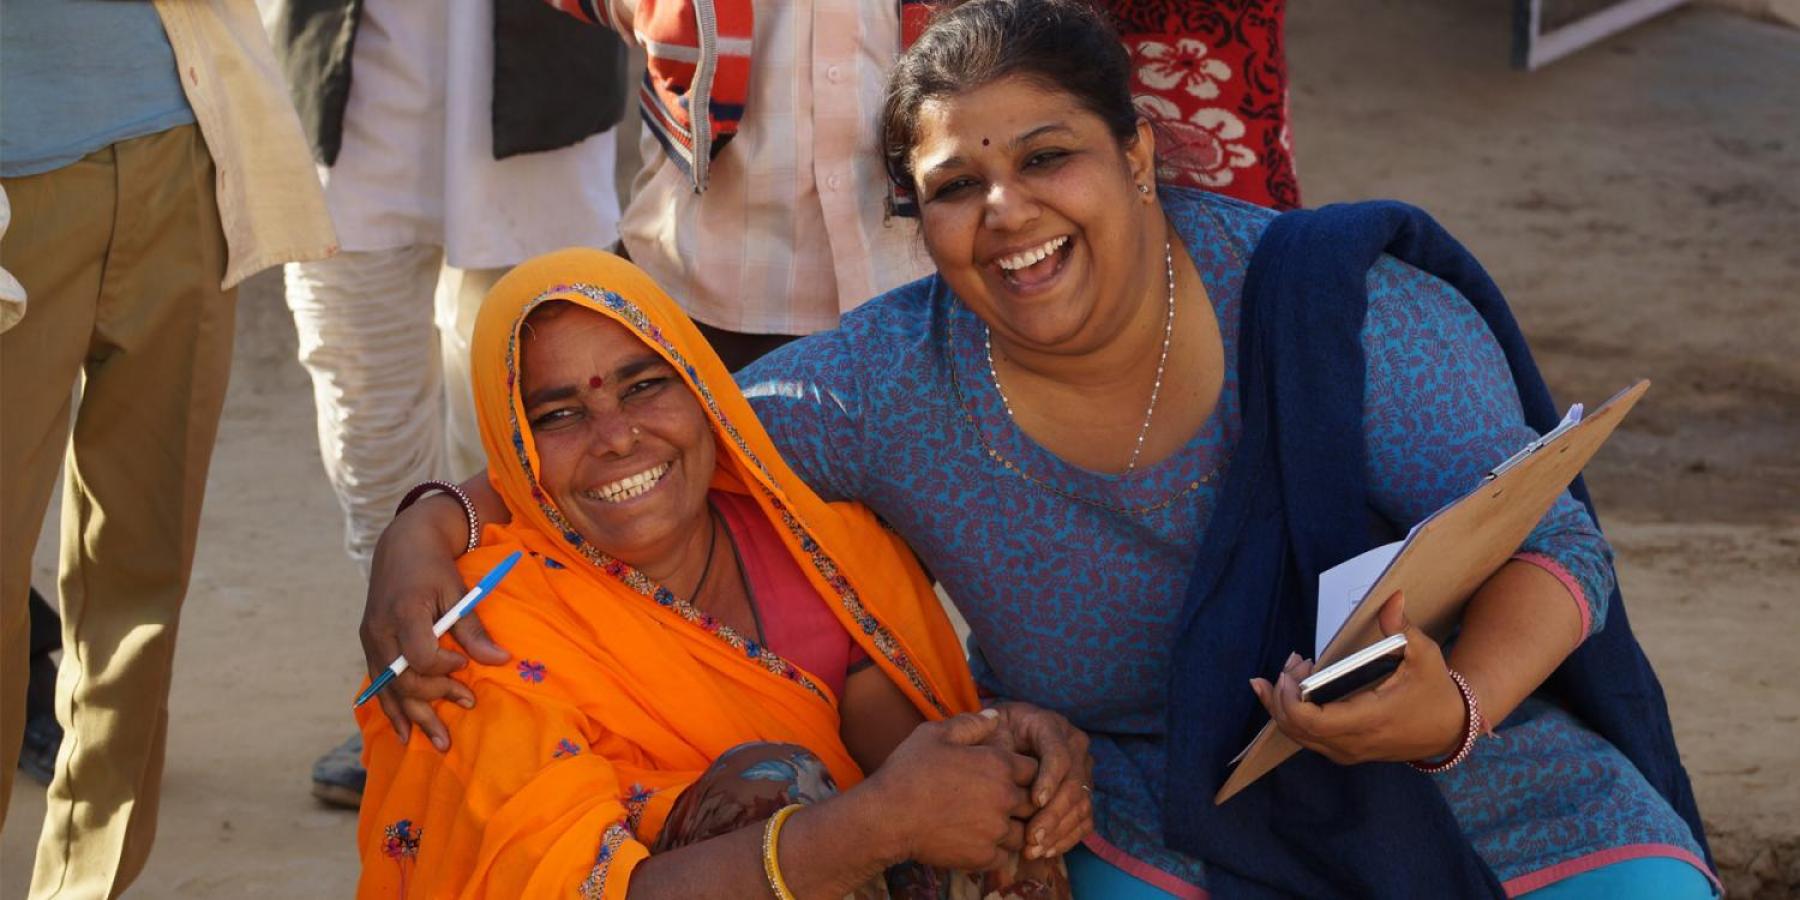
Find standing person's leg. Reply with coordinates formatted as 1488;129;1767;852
434;264;509;481
302;261;503;809
284;245;447;574
0;151;113;824
21;589;67;786
27;123;236;898
26;589;62;667
287;245;448;808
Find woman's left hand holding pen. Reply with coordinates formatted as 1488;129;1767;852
361;493;511;753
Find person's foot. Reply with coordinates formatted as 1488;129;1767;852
19;635;61;785
311;733;366;809
18;708;61;785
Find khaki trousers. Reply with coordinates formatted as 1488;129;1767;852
0;125;236;899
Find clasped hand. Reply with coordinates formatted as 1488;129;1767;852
867;706;1093;872
985;701;1094;860
1250;593;1467;766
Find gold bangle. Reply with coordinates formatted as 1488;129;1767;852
761;803;803;900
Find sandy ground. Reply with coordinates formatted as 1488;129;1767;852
4;0;1796;896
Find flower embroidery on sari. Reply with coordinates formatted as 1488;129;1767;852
517;659;547;683
382;819;422;859
553;738;582;759
624;783;656;833
381;818;422;896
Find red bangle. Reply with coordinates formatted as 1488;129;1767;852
1409;669;1483;774
395;480;480;554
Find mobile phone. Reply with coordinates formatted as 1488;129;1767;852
1297;633;1407;704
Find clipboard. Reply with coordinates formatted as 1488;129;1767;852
1214;379;1650;805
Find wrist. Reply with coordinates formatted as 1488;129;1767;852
779;793;901;898
411;493;475;555
839;774;911;869
395;480;481;554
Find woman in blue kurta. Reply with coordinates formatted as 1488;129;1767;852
750;2;1713;894
363;0;1715;896
735;180;1714;896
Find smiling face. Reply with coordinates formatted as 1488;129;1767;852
518;302;716;573
909;75;1160;356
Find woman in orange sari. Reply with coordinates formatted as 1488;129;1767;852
353;249;1087;898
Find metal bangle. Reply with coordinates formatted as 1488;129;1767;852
761;803;802;900
395;480;480;554
1409;669;1484;774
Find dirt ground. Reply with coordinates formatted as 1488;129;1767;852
4;0;1796;896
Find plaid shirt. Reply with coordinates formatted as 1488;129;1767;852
559;0;933;335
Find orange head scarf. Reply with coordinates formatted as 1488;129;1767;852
354;248;977;899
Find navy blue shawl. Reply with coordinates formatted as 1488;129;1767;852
1161;201;1709;898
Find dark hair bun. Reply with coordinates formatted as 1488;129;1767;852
881;0;1137;190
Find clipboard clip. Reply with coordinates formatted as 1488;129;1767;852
1484;403;1584;482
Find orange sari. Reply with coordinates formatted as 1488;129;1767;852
353;249;980;898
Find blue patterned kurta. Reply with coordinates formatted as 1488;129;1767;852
739;189;1709;895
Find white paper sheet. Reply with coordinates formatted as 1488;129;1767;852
1314;539;1405;658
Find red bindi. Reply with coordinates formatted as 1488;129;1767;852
588;375;604;389
982;138;990;146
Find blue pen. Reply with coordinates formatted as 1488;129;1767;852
353;550;524;708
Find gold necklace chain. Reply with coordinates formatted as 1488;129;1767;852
986;241;1176;474
954;246;1222;517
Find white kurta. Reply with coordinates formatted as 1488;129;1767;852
287;0;626;571
319;0;621;268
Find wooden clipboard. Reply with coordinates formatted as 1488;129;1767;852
1214;379;1649;805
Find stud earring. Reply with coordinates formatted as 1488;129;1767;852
1138;184;1150;195
630;426;641;436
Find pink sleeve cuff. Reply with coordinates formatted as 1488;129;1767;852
1513;552;1593;643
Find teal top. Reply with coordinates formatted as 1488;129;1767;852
0;0;194;178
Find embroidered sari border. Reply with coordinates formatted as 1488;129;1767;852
578;821;637;899
502;283;952;718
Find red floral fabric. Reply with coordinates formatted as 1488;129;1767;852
1107;0;1299;210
